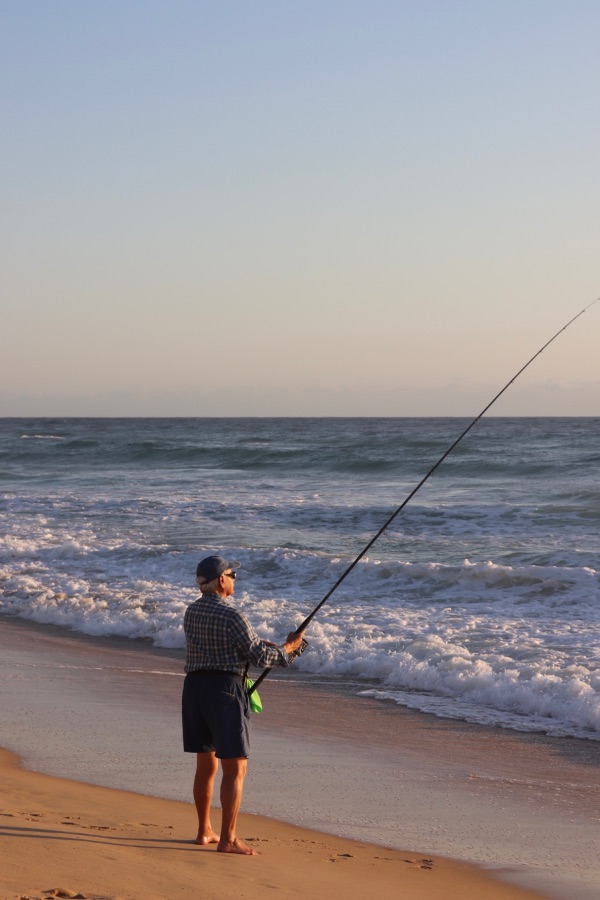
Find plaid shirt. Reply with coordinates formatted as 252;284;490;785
183;592;291;675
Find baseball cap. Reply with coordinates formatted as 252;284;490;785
196;555;241;585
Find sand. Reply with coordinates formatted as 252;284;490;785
0;747;549;900
1;617;599;900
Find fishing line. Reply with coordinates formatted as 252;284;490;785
249;296;599;695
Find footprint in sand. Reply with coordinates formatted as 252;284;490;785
43;890;87;899
374;855;434;869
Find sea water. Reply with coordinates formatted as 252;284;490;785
1;417;599;741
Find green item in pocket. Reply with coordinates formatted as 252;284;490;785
246;678;263;713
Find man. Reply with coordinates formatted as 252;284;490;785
182;554;305;855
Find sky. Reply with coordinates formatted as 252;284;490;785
2;0;599;416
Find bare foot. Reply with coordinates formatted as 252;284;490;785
217;837;257;855
195;830;219;845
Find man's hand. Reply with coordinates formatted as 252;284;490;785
283;630;306;655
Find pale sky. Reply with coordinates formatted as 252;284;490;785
2;0;599;416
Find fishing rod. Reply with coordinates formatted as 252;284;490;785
248;296;599;696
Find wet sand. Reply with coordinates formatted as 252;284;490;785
1;745;552;900
1;616;599;899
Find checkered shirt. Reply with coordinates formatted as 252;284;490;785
183;592;291;675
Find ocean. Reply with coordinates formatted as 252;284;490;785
1;416;599;741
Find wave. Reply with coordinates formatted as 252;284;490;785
7;417;598;479
20;434;66;441
1;541;598;740
2;416;599;741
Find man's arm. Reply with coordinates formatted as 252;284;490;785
230;613;303;669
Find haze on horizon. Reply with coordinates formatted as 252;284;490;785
2;1;599;417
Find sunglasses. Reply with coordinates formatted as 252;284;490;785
224;571;237;580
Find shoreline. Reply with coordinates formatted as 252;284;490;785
0;746;549;900
1;616;600;898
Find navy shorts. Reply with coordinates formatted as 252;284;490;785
182;670;251;759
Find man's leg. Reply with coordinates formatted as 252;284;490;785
217;757;256;855
193;751;219;844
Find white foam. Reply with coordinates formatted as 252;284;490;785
1;537;598;740
20;434;66;440
2;416;599;742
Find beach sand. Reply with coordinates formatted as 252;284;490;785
1;617;599;900
0;746;552;900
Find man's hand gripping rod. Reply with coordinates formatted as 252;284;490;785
248;296;599;697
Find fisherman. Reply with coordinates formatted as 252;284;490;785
182;554;305;855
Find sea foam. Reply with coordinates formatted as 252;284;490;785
2;416;599;740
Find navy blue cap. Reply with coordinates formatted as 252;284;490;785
196;555;240;584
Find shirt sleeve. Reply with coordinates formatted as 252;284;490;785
229;610;290;669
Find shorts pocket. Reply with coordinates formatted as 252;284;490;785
216;687;238;705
